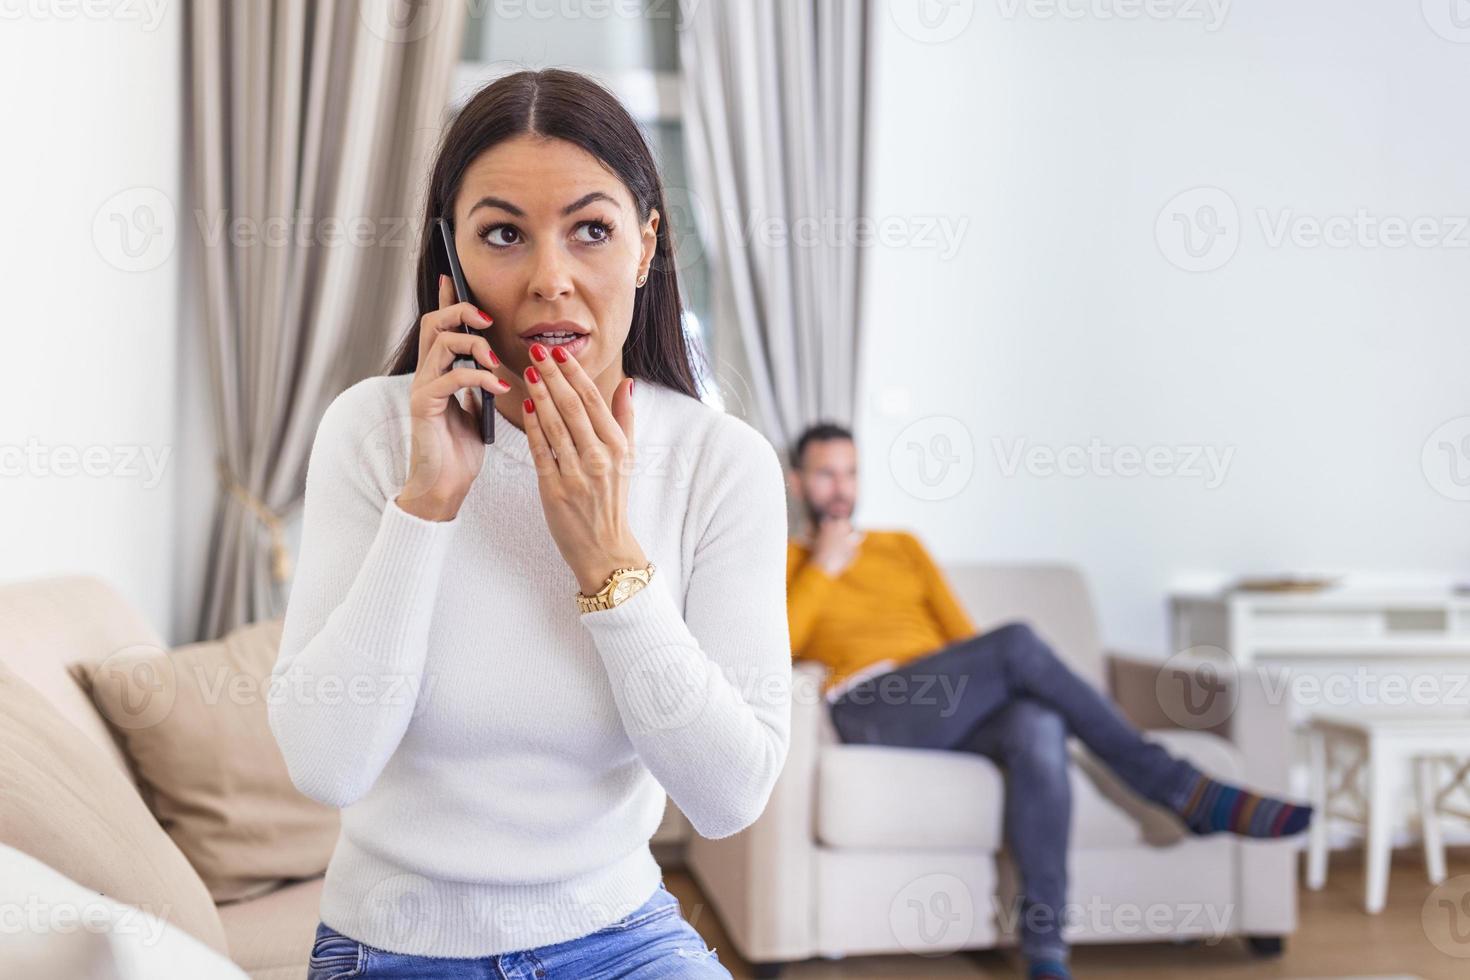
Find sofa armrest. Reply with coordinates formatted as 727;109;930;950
683;659;826;964
1108;649;1292;796
1109;649;1299;937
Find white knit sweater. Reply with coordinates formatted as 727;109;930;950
267;373;792;957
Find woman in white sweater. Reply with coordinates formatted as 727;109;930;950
268;69;791;979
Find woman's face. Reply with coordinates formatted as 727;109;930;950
451;134;659;407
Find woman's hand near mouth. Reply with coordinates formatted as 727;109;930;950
520;341;646;594
395;274;513;522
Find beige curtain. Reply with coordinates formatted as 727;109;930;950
678;0;872;450
186;0;467;640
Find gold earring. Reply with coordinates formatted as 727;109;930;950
635;272;648;287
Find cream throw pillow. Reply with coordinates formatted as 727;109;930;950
0;663;228;954
69;617;341;904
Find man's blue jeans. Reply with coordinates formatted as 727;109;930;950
305;880;728;978
827;622;1200;963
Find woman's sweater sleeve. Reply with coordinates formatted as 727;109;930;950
267;380;461;808
578;420;793;840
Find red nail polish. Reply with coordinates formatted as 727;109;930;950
523;397;535;414
530;342;547;361
551;345;568;363
487;348;500;366
525;365;540;384
477;308;492;324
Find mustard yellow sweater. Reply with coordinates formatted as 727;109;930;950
786;529;976;697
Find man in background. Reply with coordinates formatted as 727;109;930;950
784;421;1311;980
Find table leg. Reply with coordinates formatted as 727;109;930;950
1364;740;1399;914
1307;728;1328;890
1416;756;1447;886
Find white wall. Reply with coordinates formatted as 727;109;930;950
858;0;1470;654
0;5;181;636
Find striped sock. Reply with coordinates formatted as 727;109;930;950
1173;772;1313;837
1027;958;1072;980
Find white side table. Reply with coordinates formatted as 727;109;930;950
1305;711;1470;913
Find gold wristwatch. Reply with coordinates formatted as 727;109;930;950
576;561;656;613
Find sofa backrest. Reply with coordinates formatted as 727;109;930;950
0;575;161;785
941;563;1105;688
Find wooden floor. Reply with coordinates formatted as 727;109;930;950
664;847;1470;979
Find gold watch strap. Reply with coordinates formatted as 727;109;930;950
576;562;656;613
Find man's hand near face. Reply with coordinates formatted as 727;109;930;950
811;515;860;577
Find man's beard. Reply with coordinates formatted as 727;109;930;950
807;499;853;526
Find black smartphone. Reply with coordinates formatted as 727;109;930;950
434;216;494;445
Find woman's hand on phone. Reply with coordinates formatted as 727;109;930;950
395;274;511;522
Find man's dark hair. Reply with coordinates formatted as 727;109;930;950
790;421;855;470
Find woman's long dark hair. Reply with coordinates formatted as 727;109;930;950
383;69;703;399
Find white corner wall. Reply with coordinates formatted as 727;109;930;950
0;6;182;637
859;0;1470;653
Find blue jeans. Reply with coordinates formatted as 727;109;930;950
306;880;729;979
827;621;1200;963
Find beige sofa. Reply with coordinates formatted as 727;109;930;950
679;563;1300;976
0;574;692;979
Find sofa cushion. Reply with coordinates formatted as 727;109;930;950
818;743;1006;850
0;661;229;956
0;842;247;979
216;875;324;980
0;575;165;785
816;730;1246;851
69;617;341;905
